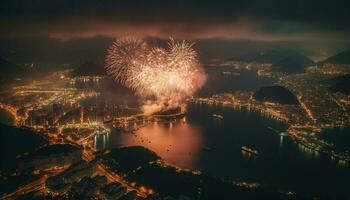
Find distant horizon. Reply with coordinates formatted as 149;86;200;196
1;35;349;67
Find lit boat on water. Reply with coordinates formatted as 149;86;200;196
212;114;224;120
241;146;259;155
280;132;288;136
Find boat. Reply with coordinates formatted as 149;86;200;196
212;114;224;120
280;132;288;136
241;146;259;155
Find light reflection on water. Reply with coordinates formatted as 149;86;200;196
94;132;111;150
94;104;350;197
88;67;349;197
107;118;204;168
96;104;288;173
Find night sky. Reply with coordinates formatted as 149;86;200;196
1;0;350;62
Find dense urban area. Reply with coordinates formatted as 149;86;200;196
1;52;350;199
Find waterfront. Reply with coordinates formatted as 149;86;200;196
1;63;349;199
97;103;350;197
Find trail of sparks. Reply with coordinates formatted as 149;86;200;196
105;38;206;112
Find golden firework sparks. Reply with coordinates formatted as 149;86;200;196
105;37;206;112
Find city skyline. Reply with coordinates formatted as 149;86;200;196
0;1;350;200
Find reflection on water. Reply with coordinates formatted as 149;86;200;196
279;135;284;148
106;118;204;168
91;68;347;197
94;132;111;150
97;103;289;174
95;104;350;197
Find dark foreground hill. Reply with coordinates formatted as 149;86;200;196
253;86;299;105
0;124;48;195
0;124;48;173
102;146;303;200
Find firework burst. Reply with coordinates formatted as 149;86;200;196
105;37;206;113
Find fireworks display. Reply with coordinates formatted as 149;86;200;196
105;38;206;113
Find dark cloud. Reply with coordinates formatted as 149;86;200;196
1;0;349;41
